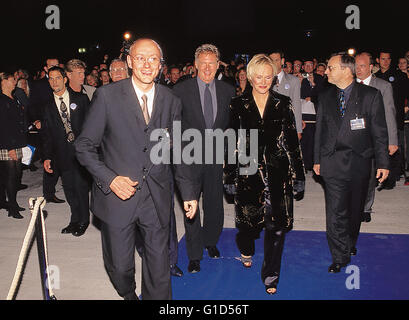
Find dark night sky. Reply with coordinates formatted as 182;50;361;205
1;0;407;73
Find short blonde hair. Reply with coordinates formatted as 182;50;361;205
194;44;220;61
65;59;87;72
246;54;278;83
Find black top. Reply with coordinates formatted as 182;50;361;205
0;93;27;150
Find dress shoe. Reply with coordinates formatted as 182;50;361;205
124;292;139;300
45;195;66;204
61;223;78;234
206;246;220;258
17;184;28;191
328;262;348;273
72;223;89;237
188;260;200;273
361;212;371;223
8;210;24;219
350;247;357;256
0;202;9;210
170;264;183;277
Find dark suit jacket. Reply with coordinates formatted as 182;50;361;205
314;82;389;179
172;77;235;166
0;93;27;150
28;77;53;123
42;89;89;172
74;78;198;228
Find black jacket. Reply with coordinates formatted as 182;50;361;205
42;88;89;171
314;82;389;178
0;93;27;150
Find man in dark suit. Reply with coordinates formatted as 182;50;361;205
75;38;198;300
173;44;235;273
42;66;90;236
29;58;65;204
355;52;399;222
313;53;389;273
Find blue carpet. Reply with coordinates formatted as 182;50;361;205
172;229;409;300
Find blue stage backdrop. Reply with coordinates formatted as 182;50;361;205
172;229;409;300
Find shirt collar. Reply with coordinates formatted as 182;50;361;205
277;70;285;83
356;74;372;85
53;87;69;101
197;76;215;90
131;77;155;100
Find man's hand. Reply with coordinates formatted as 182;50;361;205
34;120;41;130
43;159;53;173
109;176;138;200
8;149;17;161
313;164;320;176
297;133;302;140
388;145;398;155
184;200;198;219
376;169;389;183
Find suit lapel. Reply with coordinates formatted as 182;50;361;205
120;78;146;126
149;84;162;127
343;82;359;120
327;86;342;129
192;79;207;129
213;80;224;128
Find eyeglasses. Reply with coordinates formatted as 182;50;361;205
326;65;344;71
129;54;160;66
111;67;127;72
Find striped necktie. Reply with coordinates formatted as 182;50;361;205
339;89;346;117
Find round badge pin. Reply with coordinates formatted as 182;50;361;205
285;84;290;90
70;103;77;110
389;76;394;82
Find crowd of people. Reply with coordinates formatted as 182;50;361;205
0;40;408;299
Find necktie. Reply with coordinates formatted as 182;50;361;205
59;97;74;142
360;80;364;84
204;84;214;129
339;89;346;117
141;94;150;124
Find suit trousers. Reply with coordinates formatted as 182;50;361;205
43;167;60;198
60;165;90;224
236;224;286;289
322;162;370;264
100;186;171;300
0;160;22;211
134;179;179;265
300;114;316;171
183;163;224;260
364;159;377;214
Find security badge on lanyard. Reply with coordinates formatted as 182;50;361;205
350;115;365;130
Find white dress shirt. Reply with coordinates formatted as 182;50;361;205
131;77;155;117
356;74;372;85
53;89;70;119
277;70;285;84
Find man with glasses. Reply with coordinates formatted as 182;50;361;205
109;59;129;82
75;38;198;300
314;52;389;274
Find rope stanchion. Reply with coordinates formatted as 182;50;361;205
6;197;57;300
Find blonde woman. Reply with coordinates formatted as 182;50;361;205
224;54;305;294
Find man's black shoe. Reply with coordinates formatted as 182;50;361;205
61;223;78;234
72;223;89;237
46;195;66;203
328;262;348;273
188;260;200;273
170;264;183;277
205;246;220;258
362;212;371;223
350;247;357;256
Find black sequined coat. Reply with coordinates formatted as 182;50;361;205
224;89;305;231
